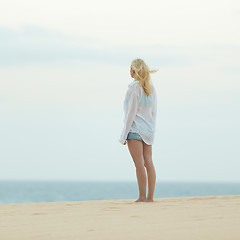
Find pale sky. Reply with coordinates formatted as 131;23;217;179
0;0;240;182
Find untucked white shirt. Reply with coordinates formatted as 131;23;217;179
119;80;157;145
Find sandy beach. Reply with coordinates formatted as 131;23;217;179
0;195;240;240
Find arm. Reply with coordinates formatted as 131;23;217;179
119;85;140;145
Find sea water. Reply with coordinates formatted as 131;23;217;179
0;180;240;204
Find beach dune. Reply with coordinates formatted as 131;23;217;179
0;195;240;240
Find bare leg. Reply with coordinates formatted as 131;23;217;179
127;139;147;202
143;142;156;202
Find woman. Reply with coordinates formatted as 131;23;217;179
119;58;158;202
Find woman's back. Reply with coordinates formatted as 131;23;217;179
121;80;157;145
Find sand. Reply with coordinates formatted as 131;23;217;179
0;195;240;240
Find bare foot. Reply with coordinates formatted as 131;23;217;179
146;198;154;202
134;198;147;202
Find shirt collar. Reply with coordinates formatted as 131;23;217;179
129;80;139;87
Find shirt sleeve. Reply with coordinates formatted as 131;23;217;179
152;87;157;123
119;85;141;145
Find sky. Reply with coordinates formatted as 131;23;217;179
0;0;240;182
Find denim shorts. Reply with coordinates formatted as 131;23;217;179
127;132;143;141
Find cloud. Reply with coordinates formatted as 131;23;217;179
0;25;104;65
0;25;195;67
1;25;239;71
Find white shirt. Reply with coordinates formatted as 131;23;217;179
119;80;157;145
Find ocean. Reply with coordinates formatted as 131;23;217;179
0;181;240;204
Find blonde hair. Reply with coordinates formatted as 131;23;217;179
131;58;158;96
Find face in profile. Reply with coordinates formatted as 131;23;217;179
130;66;135;78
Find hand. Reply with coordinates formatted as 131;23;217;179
123;140;127;145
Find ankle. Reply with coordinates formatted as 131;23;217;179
147;199;154;202
147;197;154;202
